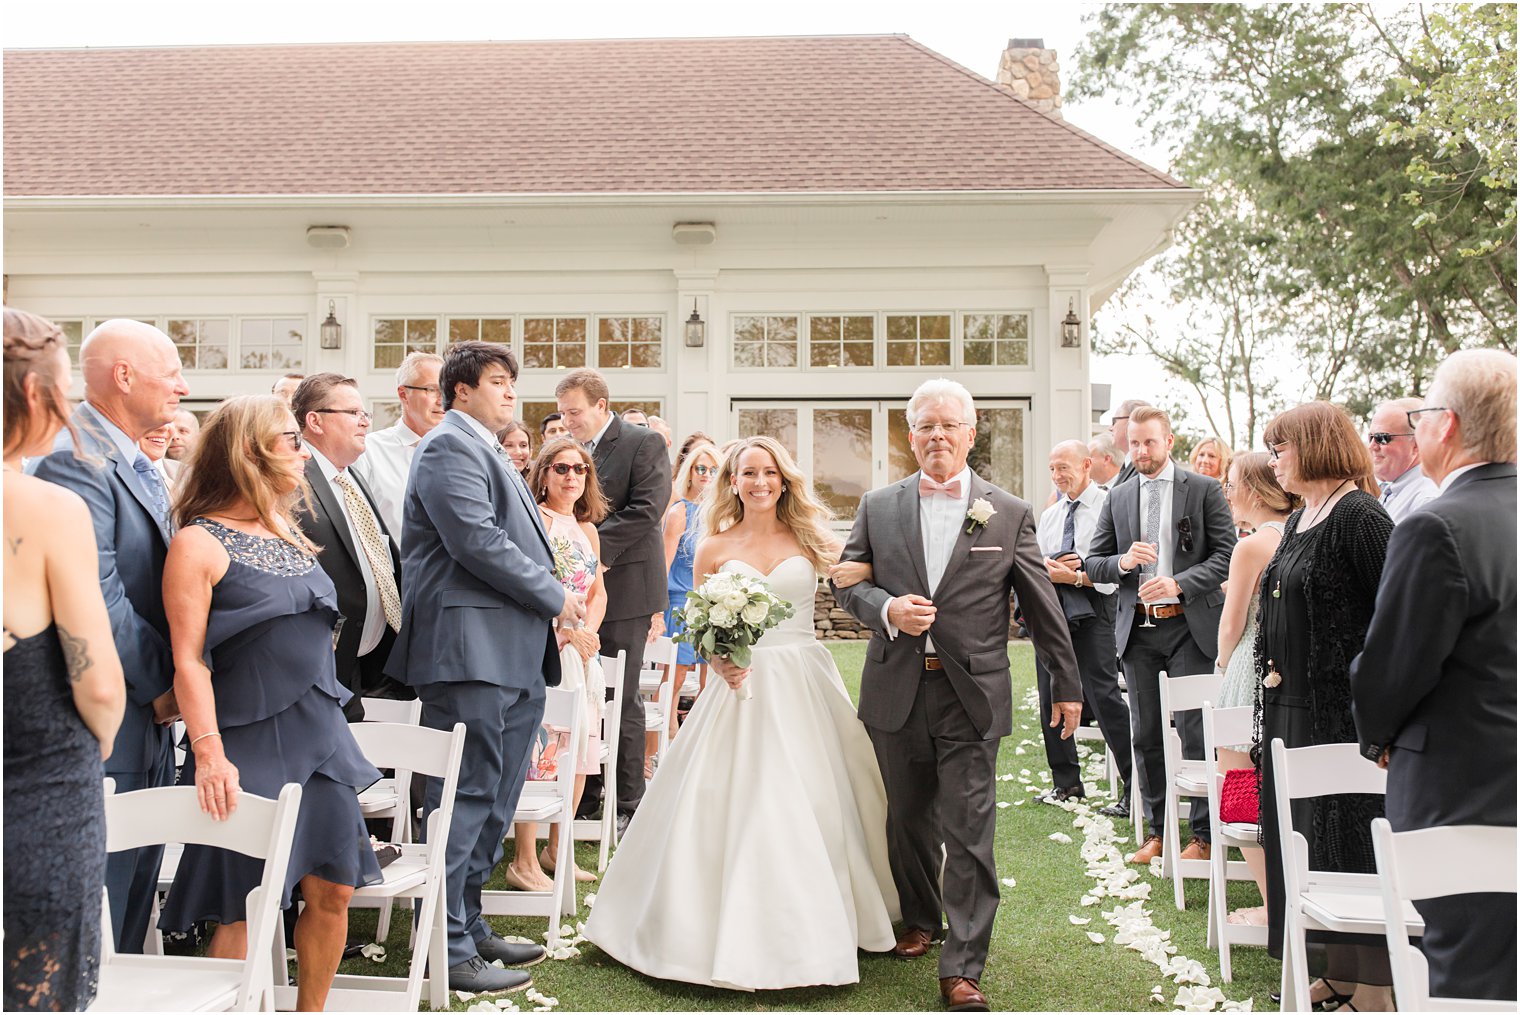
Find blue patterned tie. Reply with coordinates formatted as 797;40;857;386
1140;478;1162;582
133;453;172;535
1060;498;1080;555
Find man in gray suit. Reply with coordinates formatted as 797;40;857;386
31;319;189;951
832;378;1081;1013
385;342;586;995
1086;405;1236;865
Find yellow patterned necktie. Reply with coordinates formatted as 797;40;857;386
332;472;402;631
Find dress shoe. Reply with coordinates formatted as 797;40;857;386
1127;834;1163;865
1098;798;1130;819
1179;837;1212;861
893;926;937;958
475;931;546;967
1037;786;1086;804
614;812;632;839
940;976;990;1012
448;955;532;994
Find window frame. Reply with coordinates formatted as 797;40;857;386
595;314;665;371
959;310;1034;370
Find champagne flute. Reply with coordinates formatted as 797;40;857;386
1140;601;1156;628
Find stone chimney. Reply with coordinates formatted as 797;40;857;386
997;37;1062;118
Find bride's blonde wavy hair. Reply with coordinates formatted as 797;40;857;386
700;435;837;576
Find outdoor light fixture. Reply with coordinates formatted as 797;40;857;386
320;300;343;350
684;299;705;348
1061;298;1082;348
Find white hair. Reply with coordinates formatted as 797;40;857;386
905;378;977;428
1088;432;1120;464
1428;349;1517;464
395;351;444;387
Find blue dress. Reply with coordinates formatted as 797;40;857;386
159;519;382;930
663;498;701;667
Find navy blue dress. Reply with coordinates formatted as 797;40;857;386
159;519;381;930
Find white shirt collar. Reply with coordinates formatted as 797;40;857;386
918;465;972;497
1140;459;1176;485
588;412;615;448
395;419;425;446
81;401;145;465
1071;480;1104;510
1385;463;1424;491
1437;462;1488;494
306;444;342;483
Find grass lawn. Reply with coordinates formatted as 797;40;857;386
340;642;1281;1011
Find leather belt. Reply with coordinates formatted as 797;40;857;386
1138;602;1185;620
923;656;944;672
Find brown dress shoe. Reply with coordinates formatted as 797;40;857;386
1179;837;1212;861
940;976;990;1012
893;927;935;958
1127;834;1163;865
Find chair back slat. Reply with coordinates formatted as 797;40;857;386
1161;672;1225;716
1376;821;1517;900
1273;740;1388;800
360;696;422;725
105;785;286;855
348;721;457;780
1201;702;1255;752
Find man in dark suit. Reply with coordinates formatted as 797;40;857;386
1350;349;1517;1002
1109;398;1151;487
289;373;404;720
31;319;189;952
386;342;586;994
555;368;672;832
832;379;1081;1013
1086;405;1235;865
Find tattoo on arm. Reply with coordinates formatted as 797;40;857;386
6;535;20;556
57;625;92;684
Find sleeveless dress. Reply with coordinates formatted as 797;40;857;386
663;498;701;667
584;555;900;990
4;626;105;1011
542;507;604;777
1216;520;1285;751
159;519;383;930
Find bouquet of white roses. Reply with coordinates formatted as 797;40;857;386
673;571;795;700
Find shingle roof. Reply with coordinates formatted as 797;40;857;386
3;35;1184;197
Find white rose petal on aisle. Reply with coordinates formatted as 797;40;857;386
673;571;796;700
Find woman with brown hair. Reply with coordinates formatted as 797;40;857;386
496;419;533;479
1255;402;1394;1012
158;395;382;1012
3;309;126;1011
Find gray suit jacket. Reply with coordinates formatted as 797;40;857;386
1085;467;1235;658
30;404;174;776
384;410;563;691
832;472;1080;740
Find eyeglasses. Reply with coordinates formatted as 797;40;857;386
1406;407;1449;428
1267;441;1289;460
1366;432;1415;446
401;385;441;397
279;431;303;450
1221;481;1235;493
910;422;969;438
549;462;590;476
692;464;716;477
314;408;373;422
1112;415;1130;423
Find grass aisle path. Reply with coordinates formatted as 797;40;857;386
343;642;1280;1011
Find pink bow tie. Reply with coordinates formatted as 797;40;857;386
919;476;962;499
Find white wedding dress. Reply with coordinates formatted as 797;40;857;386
583;555;900;991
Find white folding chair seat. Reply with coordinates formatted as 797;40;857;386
276;721;466;1012
1371;819;1517;1013
572;651;626;872
482;688;585;947
1271;739;1425;1012
1200;702;1269;981
1157;671;1223;908
91;784;301;1012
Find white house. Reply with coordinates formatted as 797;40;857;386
2;34;1196;518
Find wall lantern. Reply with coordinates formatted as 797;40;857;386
684;299;706;348
1061;298;1082;348
320;299;343;350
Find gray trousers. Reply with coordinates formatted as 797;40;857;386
599;616;650;818
868;672;1000;981
416;679;545;967
1120;614;1212;842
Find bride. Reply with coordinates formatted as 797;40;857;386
582;436;900;991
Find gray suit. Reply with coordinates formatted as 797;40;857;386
1086;468;1235;841
833;472;1078;981
384;410;564;967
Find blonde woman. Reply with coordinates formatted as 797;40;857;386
1190;436;1232;482
585;436;899;991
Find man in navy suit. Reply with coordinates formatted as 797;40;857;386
386;342;586;995
1351;349;1517;1002
31;319;189;952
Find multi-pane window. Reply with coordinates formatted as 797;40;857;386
885;314;951;367
167;319;230;370
58;320;85;365
597;316;663;369
736;407;799;460
447;318;512;349
373;318;438;371
523;318;587;370
239;318;305;371
733;315;798;368
808;315;875;368
963;313;1031;367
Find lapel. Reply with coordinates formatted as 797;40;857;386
448;412;552;553
939;471;991;587
1171;466;1189;536
592;413;621;472
896;477;929;593
348;466;400;562
77;405;170;547
1114;476;1139;545
306;457;361;566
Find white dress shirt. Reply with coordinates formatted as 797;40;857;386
350;420;425;543
883;466;971;649
1121;459;1180;605
1381;463;1439;522
585;412;615;452
1437;462;1487;495
309;445;385;658
1037;481;1117;596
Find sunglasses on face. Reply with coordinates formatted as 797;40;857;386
279;431;303;450
549;463;589;476
1367;432;1415;446
692;464;716;477
1177;516;1194;554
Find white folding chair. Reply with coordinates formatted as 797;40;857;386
1200;701;1268;982
276;721;466;1012
355;696;424;945
639;637;679;770
482;687;586;947
1271;739;1425;1012
572;651;626;872
1157;671;1223;908
91;784;301;1012
1371;819;1518;1013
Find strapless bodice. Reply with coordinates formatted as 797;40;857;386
720;555;818;647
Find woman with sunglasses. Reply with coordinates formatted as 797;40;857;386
504;436;609;892
658;441;720;742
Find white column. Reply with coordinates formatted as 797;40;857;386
1042;267;1092;505
672;270;719;442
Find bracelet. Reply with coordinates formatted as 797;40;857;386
190;732;222;747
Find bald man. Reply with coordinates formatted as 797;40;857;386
1034;440;1133;815
31;319;189;952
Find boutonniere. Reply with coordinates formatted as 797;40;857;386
966;497;996;534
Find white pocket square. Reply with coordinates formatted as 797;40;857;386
970;546;1004;552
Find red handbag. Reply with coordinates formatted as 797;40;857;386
1219;767;1260;824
